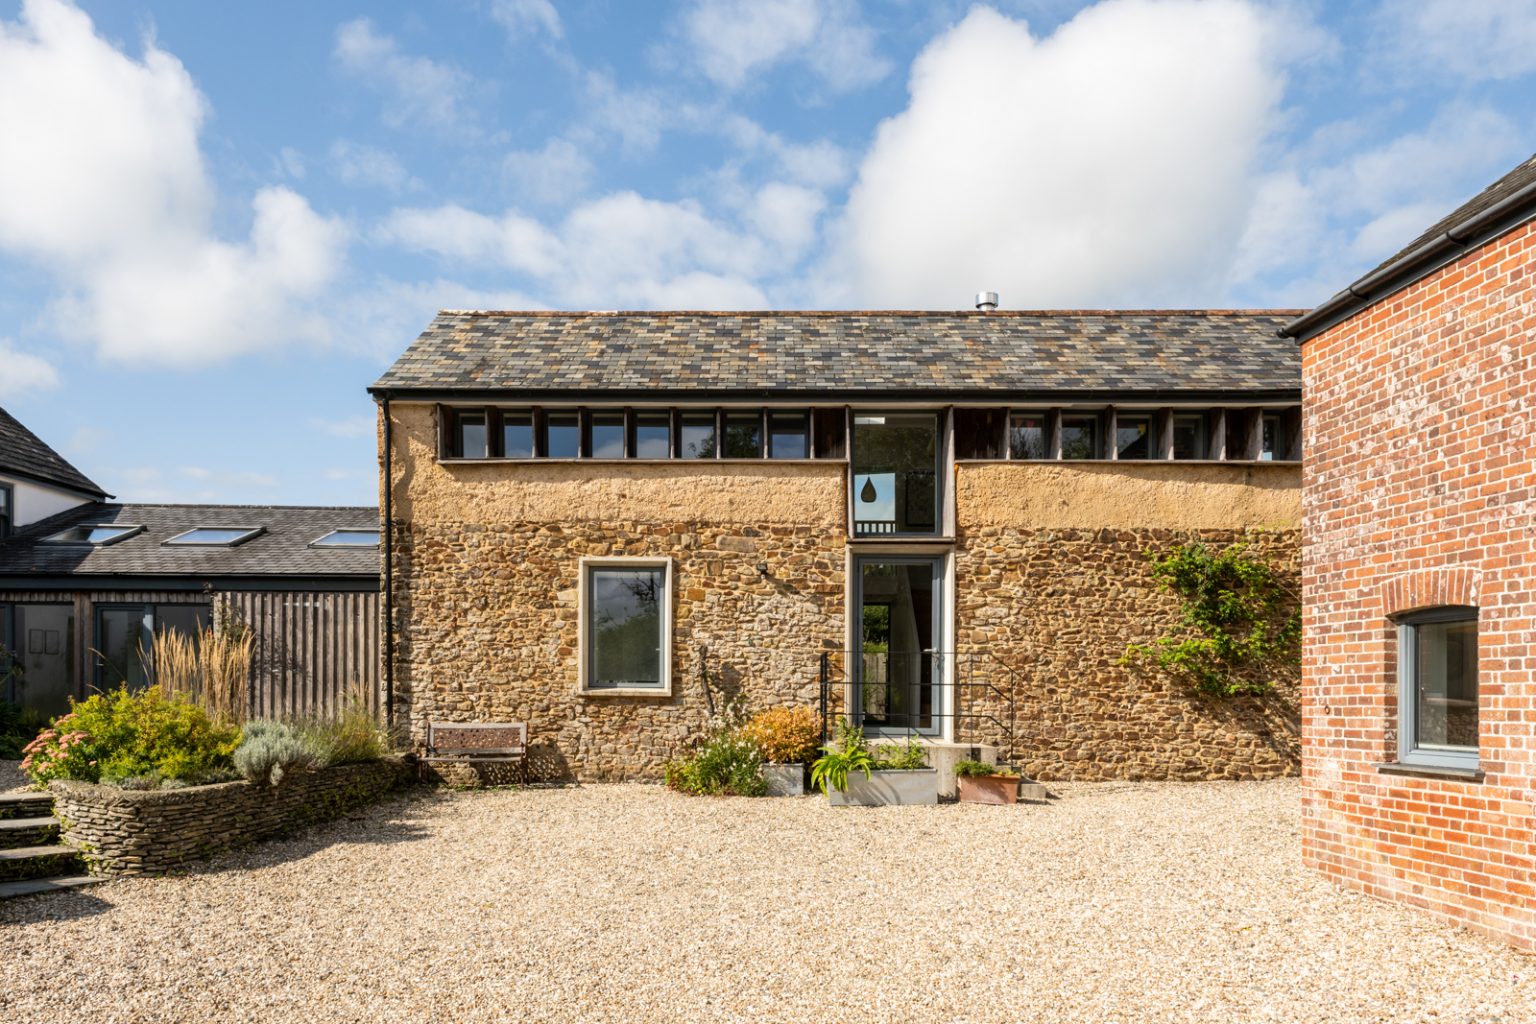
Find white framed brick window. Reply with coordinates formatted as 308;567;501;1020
578;557;672;696
1395;606;1479;772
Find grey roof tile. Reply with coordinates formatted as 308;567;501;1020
0;504;378;579
0;406;107;498
372;310;1303;396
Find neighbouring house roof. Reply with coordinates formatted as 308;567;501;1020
372;310;1304;401
1283;152;1536;342
0;406;109;499
0;503;379;583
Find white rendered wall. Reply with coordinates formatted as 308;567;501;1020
0;473;94;528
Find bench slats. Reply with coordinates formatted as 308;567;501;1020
422;722;530;783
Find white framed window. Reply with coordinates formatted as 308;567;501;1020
1396;606;1479;771
578;557;672;695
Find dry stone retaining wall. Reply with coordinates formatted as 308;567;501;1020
50;757;411;876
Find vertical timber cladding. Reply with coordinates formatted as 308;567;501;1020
388;403;848;782
219;591;381;720
953;461;1303;781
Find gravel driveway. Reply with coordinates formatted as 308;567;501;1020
2;780;1530;1023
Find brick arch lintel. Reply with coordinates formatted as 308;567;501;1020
1381;567;1481;618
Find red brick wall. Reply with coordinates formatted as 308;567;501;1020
1301;217;1536;950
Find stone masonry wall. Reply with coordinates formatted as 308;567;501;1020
390;402;1302;784
954;524;1300;780
1301;215;1536;952
51;758;410;876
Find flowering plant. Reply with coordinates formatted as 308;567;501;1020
19;717;99;786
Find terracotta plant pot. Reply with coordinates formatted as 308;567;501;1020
957;774;1020;805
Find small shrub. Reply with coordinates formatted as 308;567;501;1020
664;733;767;797
953;759;1017;778
296;699;389;768
20;686;239;788
738;705;821;764
234;720;315;786
810;720;875;794
871;736;929;771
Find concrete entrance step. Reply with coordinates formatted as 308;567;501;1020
0;816;60;849
0;875;105;899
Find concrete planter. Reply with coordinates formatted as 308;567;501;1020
957;774;1020;805
827;768;939;806
763;763;806;797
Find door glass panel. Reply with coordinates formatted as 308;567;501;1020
852;413;939;536
857;559;939;734
155;605;210;643
11;605;75;717
96;606;150;690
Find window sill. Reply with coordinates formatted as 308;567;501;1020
848;535;955;545
579;688;673;698
1374;761;1485;782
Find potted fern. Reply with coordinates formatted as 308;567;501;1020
953;759;1020;805
812;722;938;806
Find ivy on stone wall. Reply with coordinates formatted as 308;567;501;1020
1122;542;1300;698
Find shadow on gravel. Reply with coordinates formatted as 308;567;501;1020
183;792;437;877
1;890;116;923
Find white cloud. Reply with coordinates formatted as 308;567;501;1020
112;465;280;503
721;116;851;189
503;138;594;204
333;278;547;360
329;139;417;192
1377;0;1536;81
376;185;830;309
0;0;346;366
828;1;1294;308
488;0;563;40
333;18;472;129
0;338;60;397
677;0;889;92
1230;104;1523;303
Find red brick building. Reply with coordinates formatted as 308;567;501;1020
1282;154;1536;950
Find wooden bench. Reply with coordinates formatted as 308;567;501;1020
421;722;529;784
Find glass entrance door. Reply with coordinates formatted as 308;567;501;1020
854;556;944;736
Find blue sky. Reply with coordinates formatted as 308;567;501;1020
0;0;1532;507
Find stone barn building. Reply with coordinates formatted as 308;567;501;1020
1282;153;1536;951
374;308;1303;785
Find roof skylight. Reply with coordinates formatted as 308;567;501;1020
44;524;143;546
311;529;380;548
163;527;264;547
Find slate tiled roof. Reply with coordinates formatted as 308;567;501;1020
373;310;1304;397
0;406;108;498
0;503;379;579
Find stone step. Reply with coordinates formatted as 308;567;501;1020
0;816;59;849
0;844;84;883
0;792;51;821
0;875;105;900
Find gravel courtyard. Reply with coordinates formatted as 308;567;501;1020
2;780;1531;1024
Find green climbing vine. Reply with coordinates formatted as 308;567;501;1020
1122;542;1300;698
